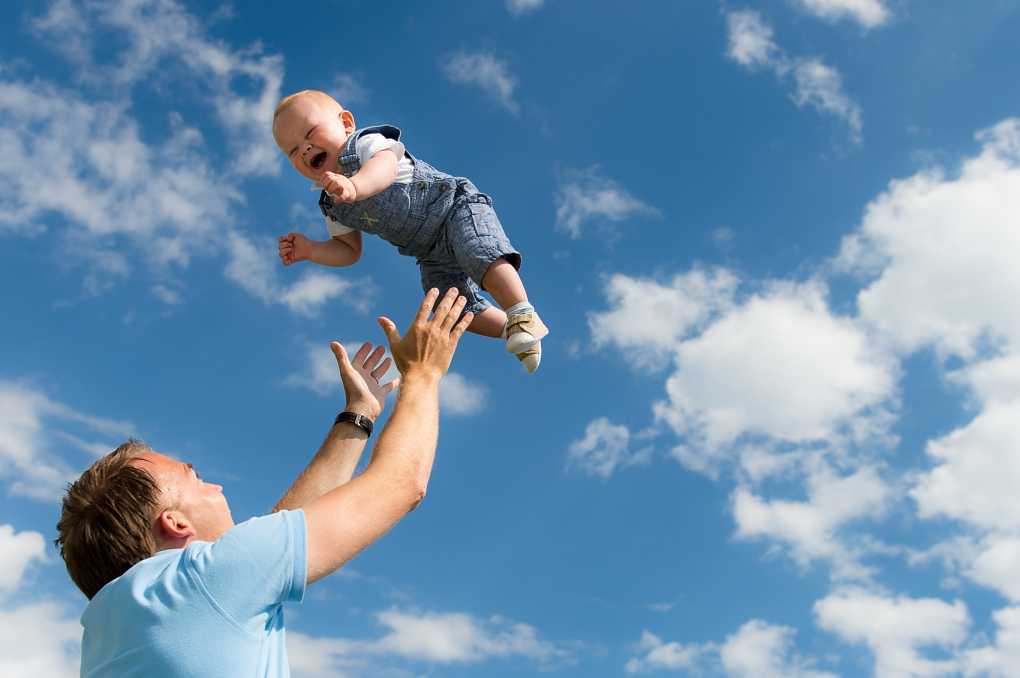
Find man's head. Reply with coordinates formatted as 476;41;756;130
273;90;356;182
56;440;233;599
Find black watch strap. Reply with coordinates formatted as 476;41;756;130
334;411;374;436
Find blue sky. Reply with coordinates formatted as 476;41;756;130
3;0;1020;675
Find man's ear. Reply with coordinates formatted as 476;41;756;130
157;509;196;541
341;110;355;134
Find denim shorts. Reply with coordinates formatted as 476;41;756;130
418;195;521;315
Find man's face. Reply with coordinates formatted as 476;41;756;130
273;94;355;182
133;452;234;543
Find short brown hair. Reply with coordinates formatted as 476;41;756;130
56;440;162;599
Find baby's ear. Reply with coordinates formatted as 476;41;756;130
341;109;355;132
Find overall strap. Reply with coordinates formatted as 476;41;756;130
337;125;402;176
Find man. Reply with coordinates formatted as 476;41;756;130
56;288;473;677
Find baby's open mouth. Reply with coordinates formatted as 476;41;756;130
310;151;328;170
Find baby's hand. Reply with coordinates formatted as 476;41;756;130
320;171;357;203
278;232;313;266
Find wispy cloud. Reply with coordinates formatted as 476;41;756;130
725;9;863;141
224;232;372;317
567;418;651;479
791;0;891;28
555;166;659;239
506;0;543;15
442;52;520;114
0;381;135;500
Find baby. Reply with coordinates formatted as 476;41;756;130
273;90;548;373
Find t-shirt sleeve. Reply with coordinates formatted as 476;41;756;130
325;214;355;237
355;133;406;167
183;509;307;625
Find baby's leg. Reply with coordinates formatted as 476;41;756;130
419;258;500;337
481;257;528;309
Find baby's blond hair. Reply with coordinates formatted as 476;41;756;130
273;89;340;125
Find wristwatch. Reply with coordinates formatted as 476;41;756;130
334;411;374;437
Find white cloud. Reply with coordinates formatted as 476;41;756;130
792;59;862;141
733;464;891;578
567;418;651;479
726;10;781;69
814;588;969;678
442;52;520;114
625;621;833;676
0;601;80;678
225;232;369;316
967;535;1020;603
725;10;862;139
288;608;570;673
962;606;1020;677
653;280;895;462
330;74;369;107
439;373;487;416
720;619;838;678
912;399;1020;533
554;166;659;239
588;268;737;370
838;119;1020;360
30;0;283;177
0;525;46;593
506;0;543;15
625;630;710;673
0;381;134;500
791;0;890;28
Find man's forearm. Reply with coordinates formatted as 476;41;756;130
360;371;440;504
273;422;369;512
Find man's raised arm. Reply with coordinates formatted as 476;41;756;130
302;288;473;584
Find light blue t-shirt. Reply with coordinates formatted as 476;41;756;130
80;509;307;677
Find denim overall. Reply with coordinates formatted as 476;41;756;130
319;125;520;314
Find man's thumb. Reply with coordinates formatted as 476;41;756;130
377;317;400;347
330;341;351;371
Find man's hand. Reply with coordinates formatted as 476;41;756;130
331;341;397;419
378;288;473;380
278;232;313;266
320;171;357;203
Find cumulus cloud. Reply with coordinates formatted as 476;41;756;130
837;119;1020;359
567;418;652;479
554;166;660;239
720;619;838;678
0;601;81;678
725;10;862;140
587;268;737;370
624;630;710;673
442;52;520;113
653;280;895;464
287;608;570;674
814;588;969;677
0;525;47;593
791;0;891;28
733;464;891;578
0;381;135;500
625;620;833;676
438;373;487;416
30;0;283;177
225;232;370;316
962;606;1020;677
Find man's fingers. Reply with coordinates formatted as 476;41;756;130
382;377;400;395
330;341;351;372
353;341;372;365
431;288;460;326
415;289;440;326
372;356;392;380
452;311;474;341
441;296;468;332
363;345;385;371
378;316;401;348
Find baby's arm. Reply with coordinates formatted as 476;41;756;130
320;149;399;203
279;231;362;267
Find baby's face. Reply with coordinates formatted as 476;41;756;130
274;94;355;182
